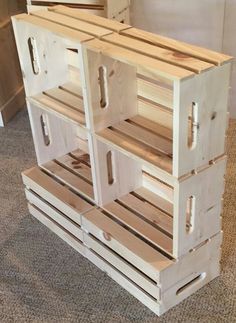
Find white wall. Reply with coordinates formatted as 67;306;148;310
130;0;235;118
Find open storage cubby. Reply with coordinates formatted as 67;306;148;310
12;6;131;129
92;135;226;258
82;34;232;179
13;6;232;316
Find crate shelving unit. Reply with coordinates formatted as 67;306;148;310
12;6;232;316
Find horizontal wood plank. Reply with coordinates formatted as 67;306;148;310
56;153;92;183
22;167;92;224
82;208;173;281
103;33;214;73
104;202;173;254
42;160;94;201
31;10;112;37
122;27;233;66
50;5;131;32
98;128;173;173
118;193;173;235
113;121;172;156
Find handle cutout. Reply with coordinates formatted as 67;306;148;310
176;273;206;296
40;114;50;146
98;66;109;109
186;196;195;234
188;102;199;150
106;151;114;185
28;37;40;75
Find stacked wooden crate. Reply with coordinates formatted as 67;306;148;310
12;6;232;315
26;0;130;23
0;0;26;126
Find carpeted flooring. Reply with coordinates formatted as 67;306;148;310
0;109;235;323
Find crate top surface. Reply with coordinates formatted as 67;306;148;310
12;5;233;81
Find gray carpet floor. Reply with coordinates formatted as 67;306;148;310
0;109;235;323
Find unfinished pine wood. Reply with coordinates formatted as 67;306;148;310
28;203;86;255
15;7;229;315
26;189;84;240
26;188;221;315
31;10;112;37
91;137;142;205
13;9;232;179
27;101;84;164
42;159;94;201
121;27;232;66
102;33;214;73
27;1;131;23
80;47;137;131
22;165;93;225
97;121;173;176
49;5;131;32
172;157;226;257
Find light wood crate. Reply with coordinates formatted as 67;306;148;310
27;0;130;23
12;6;232;315
22;157;222;316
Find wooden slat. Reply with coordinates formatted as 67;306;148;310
82;208;173;281
138;99;173;131
122;28;233;66
138;78;173;109
113;120;172;156
42;160;94;201
22;167;92;225
118;193;173;235
28;203;85;255
130;115;172;141
31;94;85;125
45;87;84;113
135;187;173;215
50;5;131;32
98;128;172;174
84;234;159;299
26;189;84;240
56;153;93;182
60;82;83;97
85;39;194;82
104;202;172;254
31;10;112;37
142;171;174;203
85;248;161;316
31;0;104;4
103;33;214;73
13;14;94;43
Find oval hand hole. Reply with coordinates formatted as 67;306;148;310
188;102;199;150
40;114;50;146
98;66;108;109
106;151;115;185
28;37;40;75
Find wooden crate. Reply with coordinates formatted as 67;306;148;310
22;162;222;316
26;0;130;23
12;6;232;179
92;138;226;258
0;0;26;126
13;7;231;315
25;96;225;258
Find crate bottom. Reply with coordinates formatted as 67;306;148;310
23;155;221;315
27;201;221;316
